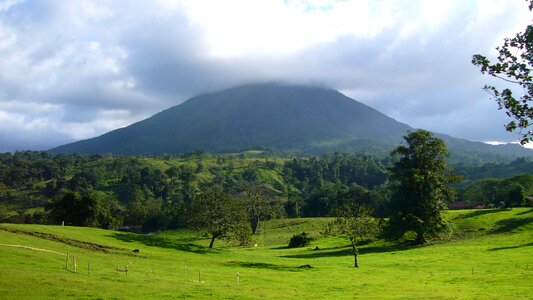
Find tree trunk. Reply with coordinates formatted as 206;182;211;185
209;235;216;248
351;239;359;268
415;232;426;245
251;218;259;235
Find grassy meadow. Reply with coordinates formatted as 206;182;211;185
0;208;531;299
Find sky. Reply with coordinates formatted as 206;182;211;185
0;0;532;152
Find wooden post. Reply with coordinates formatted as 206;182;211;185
65;253;69;270
471;266;474;275
74;255;77;273
237;272;240;285
87;258;90;275
198;271;201;283
125;265;128;277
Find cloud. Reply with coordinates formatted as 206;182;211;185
0;0;531;151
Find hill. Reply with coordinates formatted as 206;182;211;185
51;83;533;160
0;208;531;299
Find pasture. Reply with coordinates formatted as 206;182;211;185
0;208;531;299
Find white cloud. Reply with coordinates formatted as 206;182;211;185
0;0;532;151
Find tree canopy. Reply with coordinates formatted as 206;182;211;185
329;204;380;267
472;0;533;144
387;130;460;244
189;187;248;248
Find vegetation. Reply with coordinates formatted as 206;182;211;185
327;204;380;267
0;208;531;299
189;187;248;248
287;232;314;248
388;130;460;244
0;149;531;239
472;0;533;144
458;174;533;208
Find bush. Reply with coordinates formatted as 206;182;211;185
288;232;313;248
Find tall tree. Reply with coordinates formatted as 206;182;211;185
189;187;248;248
472;0;533;144
241;183;277;235
328;204;380;268
388;130;460;244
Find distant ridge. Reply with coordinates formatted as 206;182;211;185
51;83;532;160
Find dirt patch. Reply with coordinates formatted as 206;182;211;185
0;226;138;256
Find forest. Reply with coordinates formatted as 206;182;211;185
1;149;532;233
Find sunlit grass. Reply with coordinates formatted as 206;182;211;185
0;208;531;299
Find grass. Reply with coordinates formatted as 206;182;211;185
0;208;532;299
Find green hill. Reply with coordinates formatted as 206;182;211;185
0;208;531;299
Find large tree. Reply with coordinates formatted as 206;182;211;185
387;130;460;244
472;1;533;144
189;187;248;248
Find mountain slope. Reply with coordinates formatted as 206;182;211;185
52;83;412;154
51;83;533;159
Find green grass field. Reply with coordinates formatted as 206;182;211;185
0;208;531;299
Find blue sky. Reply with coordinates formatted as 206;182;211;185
0;0;531;151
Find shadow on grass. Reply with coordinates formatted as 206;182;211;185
488;242;533;251
110;232;213;254
225;261;310;272
490;217;533;234
280;244;411;259
454;208;510;219
517;208;533;215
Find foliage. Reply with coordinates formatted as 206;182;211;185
0;150;531;231
328;204;380;267
240;183;279;234
189;186;248;248
46;191;122;229
472;1;533;144
387;130;460;244
288;232;314;248
459;174;533;208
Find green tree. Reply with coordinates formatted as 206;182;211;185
506;184;526;207
328;204;380;268
46;191;122;229
189;187;248;248
388;130;460;244
241;183;277;235
472;0;533;144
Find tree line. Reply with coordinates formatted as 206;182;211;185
0;131;532;245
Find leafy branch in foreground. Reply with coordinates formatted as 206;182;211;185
472;1;533;144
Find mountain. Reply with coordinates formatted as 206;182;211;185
51;83;533;159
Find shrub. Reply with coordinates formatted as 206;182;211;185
288;232;313;248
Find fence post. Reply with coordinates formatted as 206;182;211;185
74;255;77;273
87;258;90;275
65;253;69;270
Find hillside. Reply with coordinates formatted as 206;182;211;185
0;208;531;299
